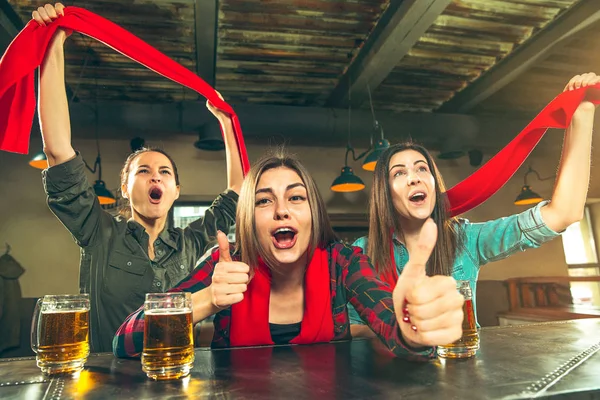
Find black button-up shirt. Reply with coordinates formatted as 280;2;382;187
43;153;238;352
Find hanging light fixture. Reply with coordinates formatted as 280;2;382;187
514;166;552;206
194;119;225;151
88;78;116;205
362;84;389;171
29;150;48;169
331;79;368;193
331;147;366;192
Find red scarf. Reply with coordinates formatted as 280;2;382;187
0;7;599;215
379;87;600;287
0;7;249;174
229;247;334;347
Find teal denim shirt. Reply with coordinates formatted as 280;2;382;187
348;201;561;326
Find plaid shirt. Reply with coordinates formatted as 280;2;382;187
113;241;435;360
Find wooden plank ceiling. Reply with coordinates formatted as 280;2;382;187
371;0;581;112
10;0;199;102
7;0;589;115
216;0;389;106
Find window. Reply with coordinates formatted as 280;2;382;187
170;202;236;241
562;206;600;306
172;204;212;229
561;207;598;265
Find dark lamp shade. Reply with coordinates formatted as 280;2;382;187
331;166;365;192
362;139;390;171
29;151;48;170
195;122;225;151
93;180;116;205
514;185;543;206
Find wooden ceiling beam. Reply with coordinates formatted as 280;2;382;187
438;0;600;113
325;0;453;108
0;0;23;52
194;0;217;86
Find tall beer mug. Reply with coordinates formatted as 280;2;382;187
142;292;195;380
437;280;480;359
31;294;90;375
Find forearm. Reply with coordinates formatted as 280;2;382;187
112;307;145;358
542;104;594;231
191;287;220;324
39;36;75;166
221;118;244;194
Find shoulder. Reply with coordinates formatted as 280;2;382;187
329;241;363;257
351;236;368;250
327;241;370;271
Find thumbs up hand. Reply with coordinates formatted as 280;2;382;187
209;231;250;309
392;219;464;348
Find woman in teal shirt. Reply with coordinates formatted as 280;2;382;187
349;73;599;334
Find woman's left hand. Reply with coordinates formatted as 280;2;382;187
206;91;232;123
392;219;464;348
564;72;600;112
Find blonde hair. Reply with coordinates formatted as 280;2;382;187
235;149;337;273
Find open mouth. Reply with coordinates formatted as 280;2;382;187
271;227;298;250
409;191;427;205
149;187;163;204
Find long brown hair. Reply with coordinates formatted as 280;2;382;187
236;149;337;274
118;147;180;219
367;142;462;277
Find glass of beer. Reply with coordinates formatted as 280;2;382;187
30;294;90;375
437;280;479;359
142;292;194;380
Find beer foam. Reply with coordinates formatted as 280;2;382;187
41;308;89;314
145;309;191;315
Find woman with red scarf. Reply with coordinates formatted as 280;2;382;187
114;151;464;359
32;3;243;353
348;73;599;337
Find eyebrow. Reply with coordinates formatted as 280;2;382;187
255;182;306;195
136;164;172;170
389;160;428;172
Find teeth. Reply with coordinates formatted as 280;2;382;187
275;228;294;234
410;192;425;200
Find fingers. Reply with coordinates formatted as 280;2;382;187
44;3;58;19
410;325;463;347
211;259;249;309
395;273;465;347
213;293;244;308
217;231;232;262
407;290;464;329
581;72;600;88
565;73;600;91
55;3;65;16
212;270;249;284
406;218;437;262
32;3;63;26
405;275;457;306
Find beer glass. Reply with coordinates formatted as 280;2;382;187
31;294;90;375
142;292;194;380
437;280;479;359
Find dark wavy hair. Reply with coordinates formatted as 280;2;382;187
367;141;462;276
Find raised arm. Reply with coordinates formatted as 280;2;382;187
206;93;244;194
35;3;109;247
34;3;76;166
541;73;599;232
